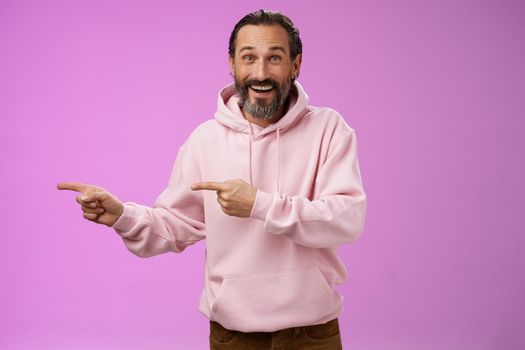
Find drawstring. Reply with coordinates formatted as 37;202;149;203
248;121;254;186
276;128;281;193
246;122;282;193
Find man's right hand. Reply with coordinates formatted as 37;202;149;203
57;182;124;227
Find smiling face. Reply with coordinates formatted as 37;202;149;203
229;24;302;123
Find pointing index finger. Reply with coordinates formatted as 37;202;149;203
57;182;91;193
191;182;225;191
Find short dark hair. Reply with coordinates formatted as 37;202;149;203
228;10;302;60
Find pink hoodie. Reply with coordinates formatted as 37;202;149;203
111;81;366;332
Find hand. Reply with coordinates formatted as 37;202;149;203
191;179;257;218
57;182;124;227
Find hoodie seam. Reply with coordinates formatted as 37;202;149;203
221;264;319;279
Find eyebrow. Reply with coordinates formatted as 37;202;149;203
269;46;286;54
239;46;287;54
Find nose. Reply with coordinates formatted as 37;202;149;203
254;60;270;81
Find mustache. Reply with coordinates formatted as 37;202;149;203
241;79;279;90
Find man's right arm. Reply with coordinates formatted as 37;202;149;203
58;141;206;258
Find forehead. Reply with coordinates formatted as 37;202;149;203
235;24;290;53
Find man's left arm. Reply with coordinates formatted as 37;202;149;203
251;128;366;248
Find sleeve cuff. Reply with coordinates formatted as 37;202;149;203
110;203;138;234
249;190;274;221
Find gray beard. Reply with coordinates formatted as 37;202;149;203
236;76;293;120
243;97;281;120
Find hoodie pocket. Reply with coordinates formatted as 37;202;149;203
210;266;341;332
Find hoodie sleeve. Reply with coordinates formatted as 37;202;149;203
110;141;205;257
249;128;366;248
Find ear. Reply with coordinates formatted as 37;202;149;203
292;54;302;79
228;55;234;74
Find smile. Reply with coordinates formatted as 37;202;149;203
250;85;274;93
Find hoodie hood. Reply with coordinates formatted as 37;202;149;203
213;81;310;192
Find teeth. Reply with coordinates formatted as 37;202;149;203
251;85;273;91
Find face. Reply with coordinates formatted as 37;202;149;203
229;24;302;120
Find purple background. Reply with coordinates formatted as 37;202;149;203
1;0;524;349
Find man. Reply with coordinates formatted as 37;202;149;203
58;10;366;350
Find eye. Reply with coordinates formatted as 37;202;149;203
270;55;282;63
242;55;254;62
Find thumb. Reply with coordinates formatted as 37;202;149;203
81;191;107;202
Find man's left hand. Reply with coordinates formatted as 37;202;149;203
191;179;257;217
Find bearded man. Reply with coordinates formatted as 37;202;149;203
58;9;366;350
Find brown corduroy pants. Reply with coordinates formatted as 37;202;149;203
209;318;343;350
